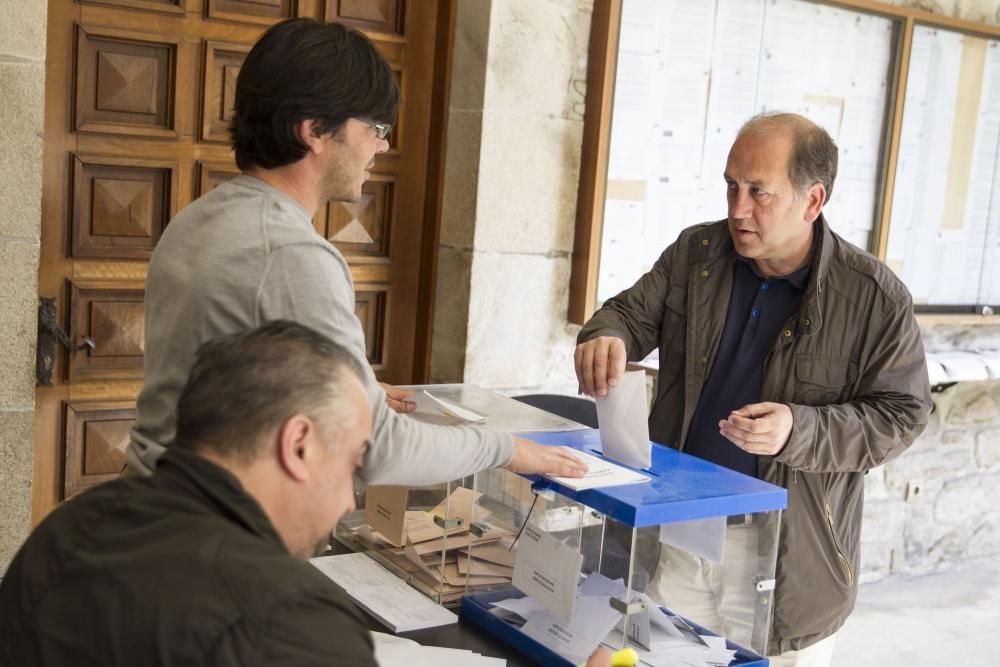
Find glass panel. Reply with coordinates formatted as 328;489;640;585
886;25;1000;307
598;0;897;302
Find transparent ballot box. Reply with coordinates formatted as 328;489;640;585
459;429;788;667
333;384;589;605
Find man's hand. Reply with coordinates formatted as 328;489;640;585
584;647;613;667
379;382;416;414
574;336;627;397
507;437;588;478
719;402;794;456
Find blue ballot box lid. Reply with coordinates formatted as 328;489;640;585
517;429;787;527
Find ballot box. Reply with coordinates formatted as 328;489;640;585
333;384;589;606
460;428;788;667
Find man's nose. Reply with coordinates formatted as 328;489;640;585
376;136;390;153
729;189;752;219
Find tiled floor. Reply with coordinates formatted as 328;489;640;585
832;558;1000;666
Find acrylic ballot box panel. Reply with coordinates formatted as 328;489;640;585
334;384;589;606
335;479;493;606
399;383;590;433
460;429;787;667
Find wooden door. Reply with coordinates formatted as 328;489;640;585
34;0;443;521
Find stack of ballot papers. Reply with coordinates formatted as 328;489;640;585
350;487;518;604
311;552;456;633
372;632;505;667
488;572;738;666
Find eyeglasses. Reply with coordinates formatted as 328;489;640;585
356;117;393;140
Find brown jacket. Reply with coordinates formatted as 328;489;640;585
579;216;932;653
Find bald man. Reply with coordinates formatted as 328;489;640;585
575;113;931;666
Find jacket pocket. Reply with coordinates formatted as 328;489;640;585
664;282;686;316
794;355;858;405
824;502;854;586
658;283;687;394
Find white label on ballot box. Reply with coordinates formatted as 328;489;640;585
512;524;583;624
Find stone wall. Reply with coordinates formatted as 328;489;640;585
0;0;47;572
430;0;591;395
861;324;1000;582
433;0;1000;583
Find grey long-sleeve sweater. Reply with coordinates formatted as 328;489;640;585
128;175;513;483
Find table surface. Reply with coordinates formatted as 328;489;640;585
324;542;540;666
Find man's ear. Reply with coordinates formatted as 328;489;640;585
276;415;313;482
803;182;826;223
298;119;325;156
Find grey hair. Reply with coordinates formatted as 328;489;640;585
175;320;365;462
738;112;838;203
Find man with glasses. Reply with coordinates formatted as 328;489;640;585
128;19;586;486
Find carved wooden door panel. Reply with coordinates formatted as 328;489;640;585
34;0;441;521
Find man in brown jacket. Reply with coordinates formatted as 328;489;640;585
575;113;932;665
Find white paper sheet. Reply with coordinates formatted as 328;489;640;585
578;572;628;599
490;595;546;619
520;594;623;666
596;370;652;468
374;640;507;667
543;448;650;491
310;553;456;633
422;390;488;423
658;516;727;563
511;524;583;624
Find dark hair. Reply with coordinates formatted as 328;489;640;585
175;320;365;461
739;112;839;203
230;19;400;170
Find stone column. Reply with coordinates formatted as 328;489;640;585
0;0;46;572
432;0;593;396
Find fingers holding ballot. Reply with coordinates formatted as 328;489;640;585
507;437;588;478
574;336;627;398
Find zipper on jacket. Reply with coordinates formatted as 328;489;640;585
825;503;853;585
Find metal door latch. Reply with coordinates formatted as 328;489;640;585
36;297;95;386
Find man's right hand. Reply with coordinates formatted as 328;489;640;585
574;336;627;397
507;437;588;478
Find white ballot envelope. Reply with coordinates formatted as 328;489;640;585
512;524;583;624
596;371;651;468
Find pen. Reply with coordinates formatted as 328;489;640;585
577;647;639;667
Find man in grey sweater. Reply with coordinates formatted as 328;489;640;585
127;18;586;485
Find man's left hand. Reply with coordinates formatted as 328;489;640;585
719;402;793;456
379;382;416;414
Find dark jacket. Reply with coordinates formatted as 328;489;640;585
0;448;376;666
579;216;932;654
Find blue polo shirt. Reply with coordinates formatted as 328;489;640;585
683;256;811;477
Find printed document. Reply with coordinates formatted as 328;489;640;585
310;553;456;632
511;524;583;623
543;447;650;490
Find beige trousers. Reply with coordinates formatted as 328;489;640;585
647;528;836;667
